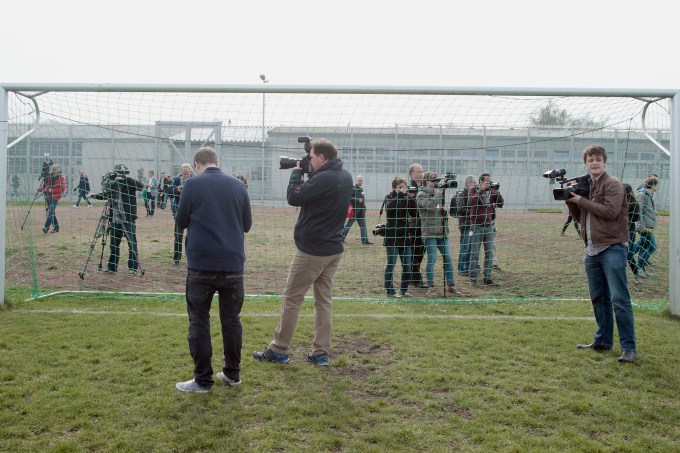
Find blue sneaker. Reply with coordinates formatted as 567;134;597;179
252;348;289;364
306;353;329;366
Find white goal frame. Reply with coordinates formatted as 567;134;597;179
1;83;679;315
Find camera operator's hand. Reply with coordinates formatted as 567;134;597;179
565;193;581;203
480;180;490;191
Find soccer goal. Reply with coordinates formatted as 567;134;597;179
1;84;678;314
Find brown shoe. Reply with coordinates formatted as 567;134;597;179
447;285;462;296
426;286;439;297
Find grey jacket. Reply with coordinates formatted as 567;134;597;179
416;187;448;238
636;188;656;230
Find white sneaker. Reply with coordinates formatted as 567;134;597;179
216;372;242;387
72;205;78;208
175;378;211;393
87;204;92;208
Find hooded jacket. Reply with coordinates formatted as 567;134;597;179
287;158;354;256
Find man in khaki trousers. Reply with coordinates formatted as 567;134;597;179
253;139;353;366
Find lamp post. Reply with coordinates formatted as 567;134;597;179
260;74;268;204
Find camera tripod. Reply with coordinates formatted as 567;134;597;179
78;202;146;279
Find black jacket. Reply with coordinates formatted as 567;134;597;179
349;184;367;218
384;192;417;247
287;158;354;256
93;175;144;222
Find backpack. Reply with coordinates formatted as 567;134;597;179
449;189;466;218
628;194;640;224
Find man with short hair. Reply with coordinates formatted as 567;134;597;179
175;147;252;393
468;173;504;286
73;170;92;208
145;170;158;216
567;145;637;363
253;139;353;366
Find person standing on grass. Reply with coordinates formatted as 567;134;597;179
567;145;637;363
341;175;372;244
253;139;353;367
72;170;92;207
175;147;252;393
39;164;67;233
634;175;658;278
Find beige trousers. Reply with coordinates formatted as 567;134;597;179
269;249;342;356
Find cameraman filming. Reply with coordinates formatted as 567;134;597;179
39;164;67;234
90;164;145;274
566;145;636;363
383;177;417;297
171;164;193;265
253;139;353;366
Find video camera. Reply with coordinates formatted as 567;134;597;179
489;181;500;190
543;168;590;201
372;223;387;237
40;156;53;181
433;172;458;189
279;136;312;175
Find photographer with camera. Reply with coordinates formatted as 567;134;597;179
407;163;427;288
90;164;145;274
468;173;504;286
39;164;67;234
253;139;353;366
171;164;193;265
566;145;636;363
341;175;372;245
450;175;476;276
382;177;417;297
416;171;461;297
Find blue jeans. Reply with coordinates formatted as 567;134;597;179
384;244;412;294
44;199;60;231
185;269;245;388
636;231;657;270
584;244;636;352
458;228;471;274
342;216;369;243
108;220;139;271
423;237;454;287
468;224;494;280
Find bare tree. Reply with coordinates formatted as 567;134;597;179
531;100;604;128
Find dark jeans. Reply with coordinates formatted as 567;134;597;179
384;244;412;294
186;269;245;388
627;230;638;273
108;220;139;271
76;190;91;206
174;224;184;263
410;235;425;285
458;228;471;274
44;199;60;231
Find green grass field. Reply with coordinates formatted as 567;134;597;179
1;296;678;452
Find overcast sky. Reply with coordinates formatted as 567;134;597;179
2;0;677;90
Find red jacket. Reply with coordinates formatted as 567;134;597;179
468;185;504;225
40;174;67;201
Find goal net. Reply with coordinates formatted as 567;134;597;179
2;87;672;308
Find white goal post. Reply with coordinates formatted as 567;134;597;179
1;83;678;315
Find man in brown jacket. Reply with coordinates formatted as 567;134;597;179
566;145;637;363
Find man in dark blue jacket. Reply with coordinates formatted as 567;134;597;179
175;147;252;393
253;139;353;366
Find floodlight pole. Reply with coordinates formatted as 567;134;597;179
260;74;268;205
